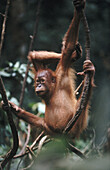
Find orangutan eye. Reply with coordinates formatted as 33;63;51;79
36;79;39;84
40;78;45;83
41;80;44;83
52;77;56;83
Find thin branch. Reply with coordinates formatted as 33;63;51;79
13;139;51;159
26;146;36;158
0;12;5;17
21;160;34;170
19;0;42;107
30;131;45;149
14;131;44;160
20;135;48;170
74;80;84;95
0;0;10;58
36;135;48;157
13;134;87;162
67;142;87;159
18;124;31;156
0;0;19;168
83;129;95;154
16;2;42;167
0;76;19;169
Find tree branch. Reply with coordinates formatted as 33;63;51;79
0;76;19;169
19;0;42;107
0;0;10;58
16;2;42;167
0;0;19;168
67;142;87;159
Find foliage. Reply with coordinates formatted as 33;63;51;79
0;0;110;169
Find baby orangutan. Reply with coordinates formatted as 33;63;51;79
2;0;95;139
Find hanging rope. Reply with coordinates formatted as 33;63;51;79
63;8;91;134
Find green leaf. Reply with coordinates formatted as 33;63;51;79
0;70;11;77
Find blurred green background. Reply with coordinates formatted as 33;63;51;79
0;0;110;169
